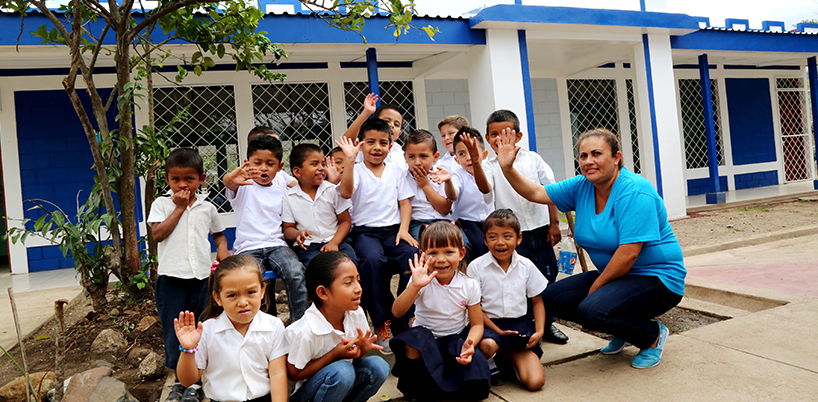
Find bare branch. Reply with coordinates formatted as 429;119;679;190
80;0;114;26
88;23;110;73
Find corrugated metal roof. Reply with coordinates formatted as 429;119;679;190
701;26;818;36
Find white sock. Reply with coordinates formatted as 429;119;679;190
487;354;498;371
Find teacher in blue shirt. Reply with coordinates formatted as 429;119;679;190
494;127;686;369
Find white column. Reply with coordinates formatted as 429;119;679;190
633;34;687;219
466;29;530;151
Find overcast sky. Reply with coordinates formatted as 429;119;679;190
412;0;818;29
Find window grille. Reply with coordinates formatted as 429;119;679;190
678;79;725;169
776;78;814;182
154;85;239;213
344;81;416;144
566;79;620;175
252;82;333;172
625;79;641;174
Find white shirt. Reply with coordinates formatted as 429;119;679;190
195;312;289;402
467;252;547;320
435;152;458;174
281;181;351;246
285;304;371;394
147;194;225;280
411;271;481;338
482;150;556;231
226;181;287;253
355;142;407;170
400;170;449;221
451;168;494;222
273;171;296;188
349;161;413;227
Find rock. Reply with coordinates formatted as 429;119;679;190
91;329;127;354
109;308;120;316
92;360;114;368
275;290;287;303
0;371;54;402
137;352;165;380
62;367;112;402
136;316;157;332
88;377;138;402
126;347;153;366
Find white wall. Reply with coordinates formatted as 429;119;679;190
531;78;566;181
424;79;472;145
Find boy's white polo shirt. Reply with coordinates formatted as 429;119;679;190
451;168;494;222
273;170;296;188
482;150;556;231
355;142;407;170
196;311;288;402
435;152;458;174
349;161;413;227
400;170;449;221
410;270;481;338
281;181;351;246
467;251;547;320
147;194;224;280
285;304;370;394
227;181;287;254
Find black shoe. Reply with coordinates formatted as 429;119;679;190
542;324;569;344
490;372;505;386
165;383;186;402
181;386;204;402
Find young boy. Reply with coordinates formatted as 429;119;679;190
326;146;346;185
247;126;297;188
436;115;469;173
439;127;493;259
147;148;230;402
222;135;308;321
282;143;358;268
467;209;547;390
401;129;452;240
337;118;418;354
465;109;568;345
344;93;408;170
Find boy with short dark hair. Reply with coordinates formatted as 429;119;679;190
337;118;418;354
465;109;568;345
147;148;230;402
436;115;470;173
282;143;358;268
246;126;296;188
401;129;452;240
326;146;346;185
222;135;308;321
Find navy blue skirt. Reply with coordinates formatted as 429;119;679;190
482;314;544;359
390;326;491;400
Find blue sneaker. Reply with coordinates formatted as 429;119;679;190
632;322;669;369
600;337;626;355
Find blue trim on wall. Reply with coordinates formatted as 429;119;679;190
762;21;785;31
723;65;800;70
366;48;380;108
642;34;663;198
517;30;537;151
671;30;818;53
797;22;818;32
725;78;777;166
808;57;818;189
687;176;727;196
469;5;700;30
695;17;710;28
0;62;329;77
674;64;717;69
698;54;721;194
734;170;779;190
724;18;749;29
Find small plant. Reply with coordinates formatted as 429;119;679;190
726;225;744;233
736;204;770;212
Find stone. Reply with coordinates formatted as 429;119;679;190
136;316;157;332
138;352;165;380
91;329;127;354
88;377;138;402
275;290;287;303
62;367;112;402
92;360;114;368
109;308;120;316
0;371;54;402
126;347;153;366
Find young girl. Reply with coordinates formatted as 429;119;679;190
467;209;547;390
174;255;289;402
343;93;407;169
390;222;491;401
285;251;389;402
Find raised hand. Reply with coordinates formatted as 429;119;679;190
352;328;383;353
295;230;312;250
336;137;362;160
410;165;432;188
174;311;203;350
325;156;341;184
363;93;379;116
172;189;191;208
456;338;475;365
462;134;483;165
408;252;437;289
496;129;522;170
224;161;261;188
430;166;450;184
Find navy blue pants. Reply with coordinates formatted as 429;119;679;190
350;225;418;328
542;271;682;349
155;275;209;369
295;238;359;269
458;219;488;262
515;224;558;324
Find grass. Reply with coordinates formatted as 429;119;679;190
736;204;771;213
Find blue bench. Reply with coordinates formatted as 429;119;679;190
263;271;280;280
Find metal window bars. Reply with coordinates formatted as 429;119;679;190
344;81;417;145
625;79;641;174
678;78;725;169
776;78;814;182
566;79;620;175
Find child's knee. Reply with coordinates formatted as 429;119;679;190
361;356;390;383
404;345;422;359
323;360;356;388
478;338;498;355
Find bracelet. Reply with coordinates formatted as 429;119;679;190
179;345;199;354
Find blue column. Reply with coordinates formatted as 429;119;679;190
699;54;726;204
518;30;537;151
366;48;380;107
808;56;818;189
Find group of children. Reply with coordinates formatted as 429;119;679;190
149;93;568;402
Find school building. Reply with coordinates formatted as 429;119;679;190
0;1;816;273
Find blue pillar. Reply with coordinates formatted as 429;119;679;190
366;48;380;107
518;30;537;151
808;56;818;189
699;54;726;204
